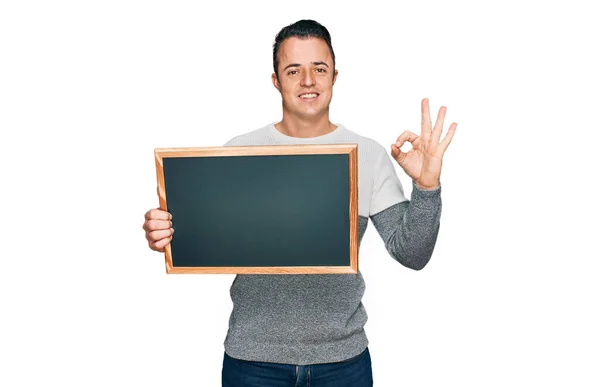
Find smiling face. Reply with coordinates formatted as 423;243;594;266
272;37;338;121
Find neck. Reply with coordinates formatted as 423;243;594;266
275;111;336;138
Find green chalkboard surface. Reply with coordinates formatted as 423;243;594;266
154;144;358;274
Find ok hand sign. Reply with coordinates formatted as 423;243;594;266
391;98;457;190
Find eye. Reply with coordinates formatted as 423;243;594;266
287;70;298;75
315;68;326;73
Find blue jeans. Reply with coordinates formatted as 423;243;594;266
222;347;373;386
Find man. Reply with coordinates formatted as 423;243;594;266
142;19;456;386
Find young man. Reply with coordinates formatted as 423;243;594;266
142;20;456;386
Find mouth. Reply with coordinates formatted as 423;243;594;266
298;92;319;101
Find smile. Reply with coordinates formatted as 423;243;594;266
299;93;319;100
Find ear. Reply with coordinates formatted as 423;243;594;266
332;69;338;85
271;73;281;92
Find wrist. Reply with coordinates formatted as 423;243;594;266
415;180;440;191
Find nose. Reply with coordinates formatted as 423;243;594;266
300;71;315;87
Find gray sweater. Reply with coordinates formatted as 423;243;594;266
222;123;441;365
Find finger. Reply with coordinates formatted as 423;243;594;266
439;122;457;152
143;219;172;232
150;236;172;252
432;106;447;143
421;98;432;140
144;208;172;221
394;130;419;148
390;144;407;163
148;228;174;243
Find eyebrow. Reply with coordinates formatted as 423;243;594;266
282;61;330;71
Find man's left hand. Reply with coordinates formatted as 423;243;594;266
391;98;457;190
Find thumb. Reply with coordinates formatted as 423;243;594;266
391;144;406;163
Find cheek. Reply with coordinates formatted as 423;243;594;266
281;83;296;95
319;79;333;91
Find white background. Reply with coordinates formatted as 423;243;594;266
1;0;599;386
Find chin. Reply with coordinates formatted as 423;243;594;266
284;101;329;119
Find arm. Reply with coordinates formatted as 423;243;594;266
371;98;455;269
368;146;442;270
370;181;441;270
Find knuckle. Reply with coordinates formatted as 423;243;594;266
151;241;163;251
148;230;159;241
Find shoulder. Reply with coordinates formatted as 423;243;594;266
338;124;388;162
224;123;272;146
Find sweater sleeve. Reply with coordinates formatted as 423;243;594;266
369;146;442;270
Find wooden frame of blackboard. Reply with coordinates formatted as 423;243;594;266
154;144;358;274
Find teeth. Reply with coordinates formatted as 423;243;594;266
300;93;317;99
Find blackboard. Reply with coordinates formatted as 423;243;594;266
154;144;358;274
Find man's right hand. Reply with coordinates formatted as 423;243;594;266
142;208;174;252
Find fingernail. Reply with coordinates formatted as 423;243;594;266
171;228;175;234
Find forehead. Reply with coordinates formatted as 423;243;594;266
278;37;333;67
